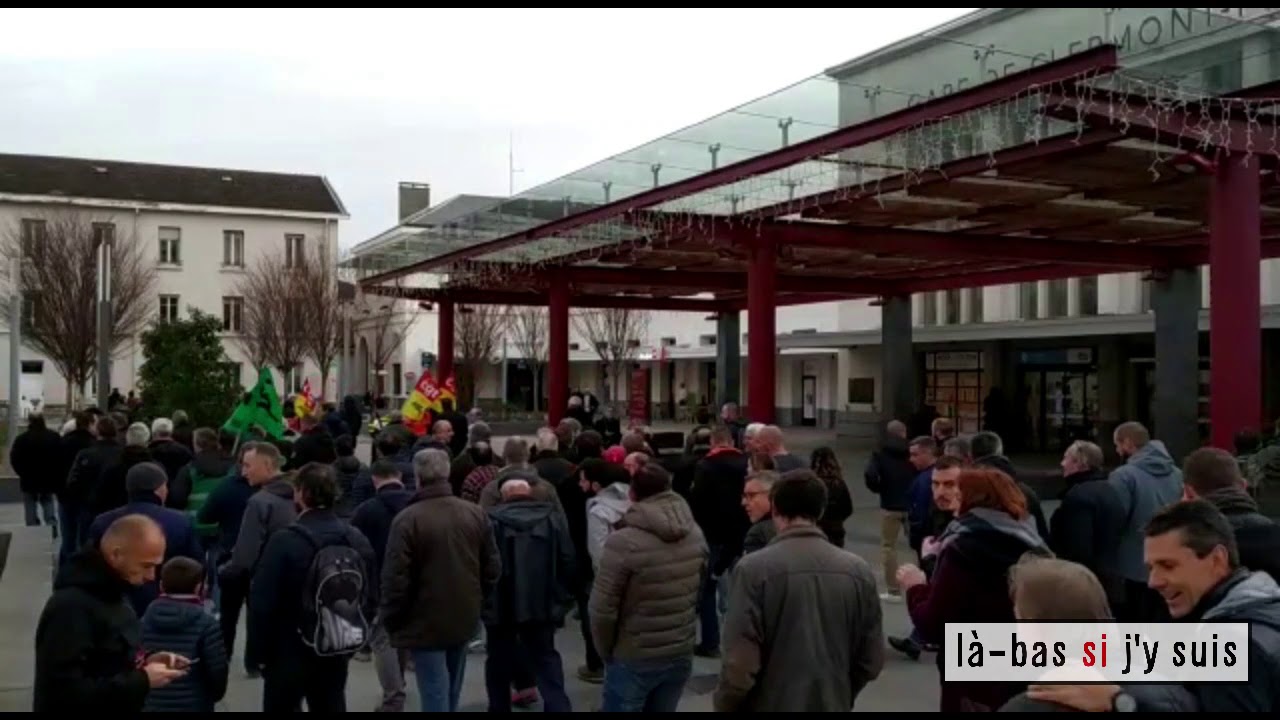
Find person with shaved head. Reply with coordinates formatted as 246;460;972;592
35;515;189;712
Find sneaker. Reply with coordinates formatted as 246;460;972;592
879;592;903;603
512;688;539;708
577;664;604;684
888;635;922;661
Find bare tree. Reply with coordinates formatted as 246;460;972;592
454;305;508;408
509;306;547;411
572;308;650;403
1;212;154;408
235;250;307;389
359;298;419;397
296;243;342;398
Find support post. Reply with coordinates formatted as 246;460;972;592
747;237;776;423
1152;268;1202;464
1210;153;1262;448
339;309;352;400
7;254;20;452
881;295;915;425
95;227;113;410
437;299;454;383
548;280;570;426
715;311;741;407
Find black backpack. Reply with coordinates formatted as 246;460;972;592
289;524;371;656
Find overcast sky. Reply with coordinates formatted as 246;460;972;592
0;8;972;245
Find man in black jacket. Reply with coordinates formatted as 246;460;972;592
865;421;916;600
64;416;124;558
34;515;186;712
147;418;194;484
483;477;576;713
56;412;97;563
1182;447;1280;581
971;431;1049;541
249;463;377;712
690;427;749;657
1049;440;1125;596
288;414;337;469
351;459;415;712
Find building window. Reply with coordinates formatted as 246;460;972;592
20;294;36;329
848;377;875;404
222;296;243;333
967;287;984;323
290;364;305;393
286;234;306;268
1140;278;1153;313
222;362;242;387
158;227;181;265
1019;282;1039;320
19;219;46;257
1047;279;1069;318
1079;276;1099;316
921;292;938;326
159;294;180;323
944;289;961;325
699;334;717;346
223;230;245;267
924;351;985;434
392;363;403;396
627;338;641;349
661;337;677;347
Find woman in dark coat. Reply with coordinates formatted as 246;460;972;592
11;414;64;529
810;447;853;547
898;466;1050;712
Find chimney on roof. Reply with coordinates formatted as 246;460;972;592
398;182;431;223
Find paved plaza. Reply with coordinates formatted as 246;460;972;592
0;431;1063;712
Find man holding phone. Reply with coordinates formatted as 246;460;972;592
35;515;190;712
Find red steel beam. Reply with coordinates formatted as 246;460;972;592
752;126;1124;220
365;286;731;313
360;45;1120;286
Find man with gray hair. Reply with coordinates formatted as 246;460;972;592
148;417;193;484
741;423;765;453
382;447;500;712
1108;421;1184;621
90;422;156;517
1050;440;1124;597
479;438;566;514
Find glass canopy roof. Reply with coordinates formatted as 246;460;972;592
348;8;1280;282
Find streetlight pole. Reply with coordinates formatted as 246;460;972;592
7;253;21;451
95;226;113;410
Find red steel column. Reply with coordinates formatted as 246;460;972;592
747;235;777;423
1210;152;1262;449
548;280;570;426
437;299;455;382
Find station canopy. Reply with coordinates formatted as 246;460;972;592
350;8;1280;309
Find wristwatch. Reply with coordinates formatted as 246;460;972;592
1111;691;1138;712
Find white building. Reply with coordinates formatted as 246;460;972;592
0;152;347;410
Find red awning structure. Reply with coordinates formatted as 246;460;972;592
355;31;1280;445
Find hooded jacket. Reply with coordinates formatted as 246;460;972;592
479;466;566;515
221;478;298;581
171;450;234;513
34;549;149;713
483;499;576;627
586;482;631;571
908;507;1050;712
865;436;915;511
1192;570;1280;711
1108;441;1185;582
589;491;708;662
140;596;228;712
332;455;366;518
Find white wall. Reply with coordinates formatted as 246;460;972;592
0;201;340;407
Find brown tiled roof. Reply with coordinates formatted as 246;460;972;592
0;153;346;215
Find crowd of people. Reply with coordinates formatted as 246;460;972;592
16;394;1280;712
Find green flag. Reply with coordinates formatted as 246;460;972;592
222;367;285;439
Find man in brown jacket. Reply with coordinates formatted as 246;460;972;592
381;448;500;712
715;469;884;712
590;461;708;712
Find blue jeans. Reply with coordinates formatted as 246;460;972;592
696;545;722;652
601;656;692;712
412;646;467;712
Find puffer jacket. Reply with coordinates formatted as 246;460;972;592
140;596;228;712
589;490;708;663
